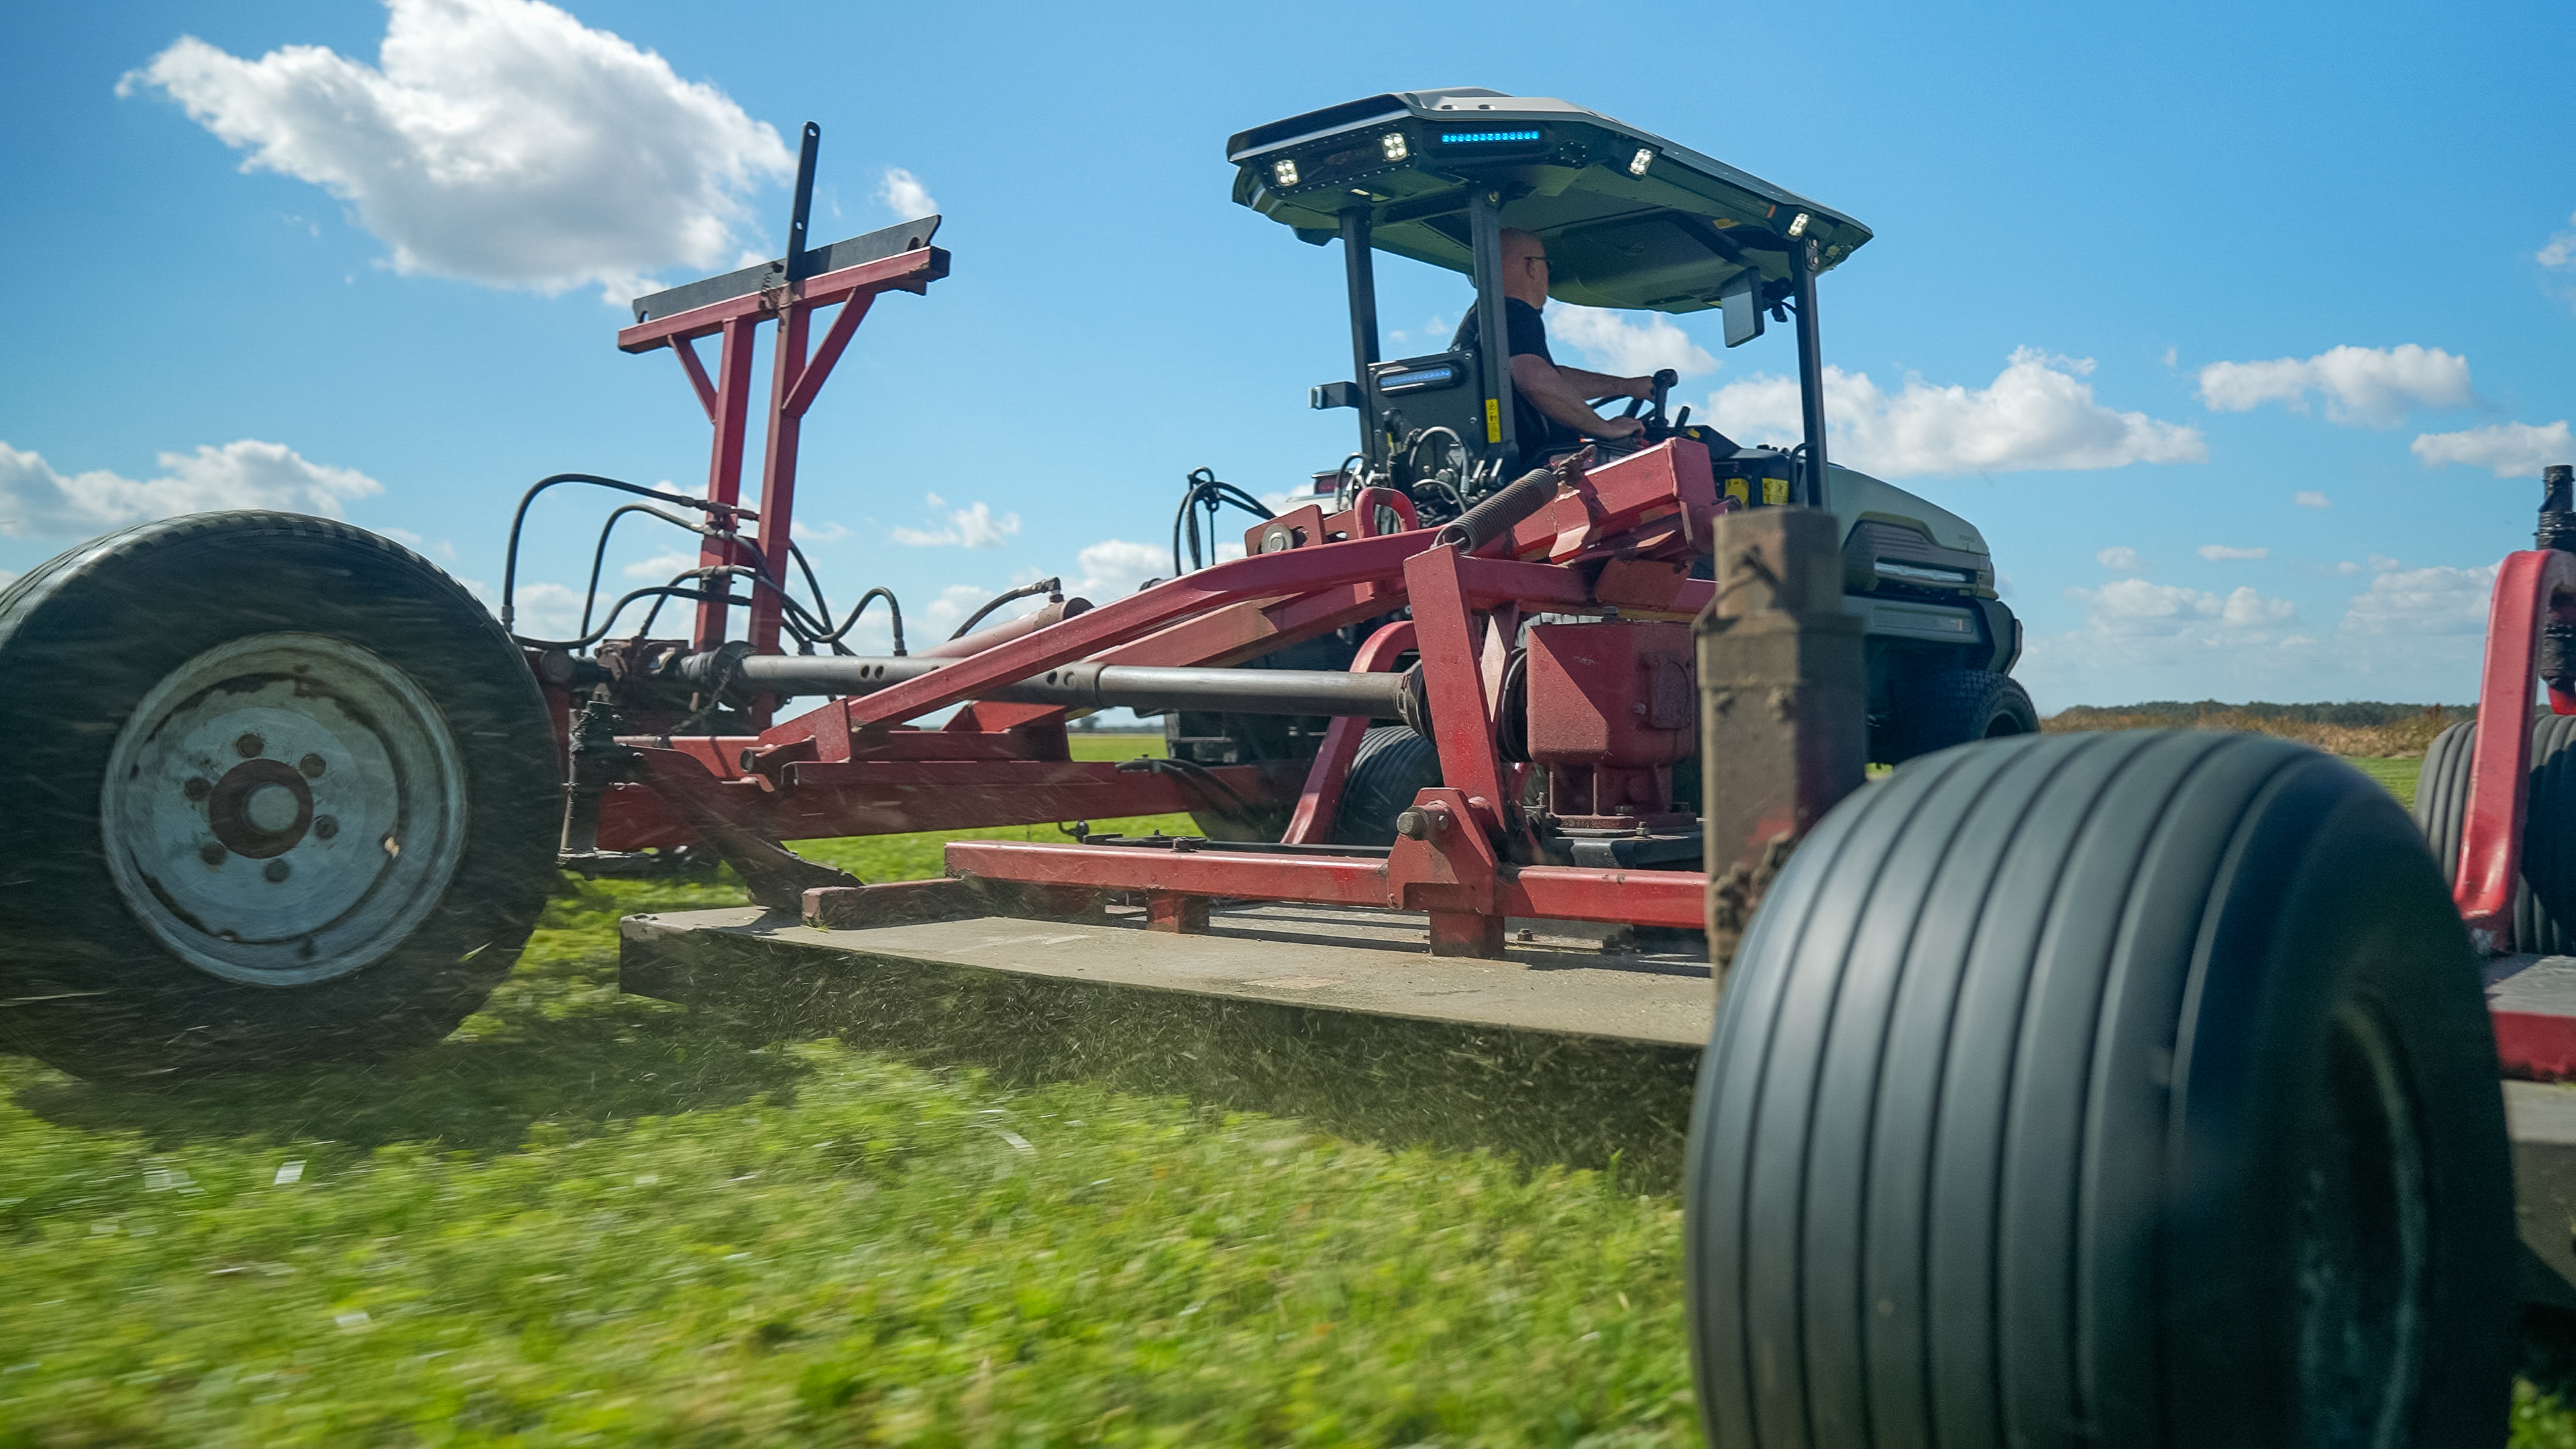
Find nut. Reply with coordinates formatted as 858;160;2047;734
299;753;327;779
199;841;226;866
263;859;291;883
311;815;339;841
233;733;264;758
182;777;210;802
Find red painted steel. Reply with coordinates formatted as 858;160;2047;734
1282;620;1416;845
1401;545;1525;854
2456;549;2576;951
2493;1010;2576;1082
942;839;1705;930
693;315;759;652
616;248;947;352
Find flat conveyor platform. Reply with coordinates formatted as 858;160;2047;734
622;902;2576;1306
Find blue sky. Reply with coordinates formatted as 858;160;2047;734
4;0;2571;710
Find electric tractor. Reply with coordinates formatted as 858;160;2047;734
1163;87;2030;788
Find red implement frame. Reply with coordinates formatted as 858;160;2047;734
602;199;1735;957
2450;549;2576;955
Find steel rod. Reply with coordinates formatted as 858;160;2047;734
717;654;1413;718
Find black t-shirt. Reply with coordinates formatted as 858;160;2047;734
1452;299;1578;463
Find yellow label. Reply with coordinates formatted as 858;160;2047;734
1725;478;1748;504
1763;476;1789;506
1485;398;1501;444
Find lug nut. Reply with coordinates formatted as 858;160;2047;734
199;841;225;866
299;753;327;779
263;859;291;883
182;777;210;802
311;814;338;841
234;733;264;758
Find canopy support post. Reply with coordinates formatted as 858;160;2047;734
1790;237;1830;510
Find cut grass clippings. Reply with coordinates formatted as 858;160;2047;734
0;732;2562;1444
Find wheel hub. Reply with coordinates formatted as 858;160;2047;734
101;632;469;987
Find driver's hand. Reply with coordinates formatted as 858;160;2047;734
1628;376;1658;400
1595;414;1646;441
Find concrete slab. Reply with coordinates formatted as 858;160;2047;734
620;900;2576;1303
621;900;1713;1187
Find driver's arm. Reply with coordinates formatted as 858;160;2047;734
1509;352;1648;437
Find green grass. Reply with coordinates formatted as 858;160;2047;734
0;745;2546;1444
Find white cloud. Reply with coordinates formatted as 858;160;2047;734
1705;347;2204;478
123;0;794;301
2410;420;2573;478
1545;305;1717;379
506;580;584;639
2068;578;2299;641
621;548;697;580
796;519;849;543
2096;545;2147;572
877;166;936;219
2294;490;2330;508
890;496;1020;547
2195;344;2473;427
2337;562;2497;637
2197;544;2269;561
2542;212;2576;294
0;439;381;538
1069;539;1169;600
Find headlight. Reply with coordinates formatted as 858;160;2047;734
1272;159;1299;188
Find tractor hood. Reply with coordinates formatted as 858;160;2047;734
1229;88;1870;316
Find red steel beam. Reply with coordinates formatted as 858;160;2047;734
616;248;947;352
942;839;1705;930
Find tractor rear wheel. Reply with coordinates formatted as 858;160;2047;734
2414;713;2576;955
0;512;560;1079
1686;729;2512;1446
1890;665;2037;761
1328;726;1441;848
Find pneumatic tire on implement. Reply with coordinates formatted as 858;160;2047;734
1326;726;1442;849
2414;712;2576;955
0;512;560;1079
1685;729;2513;1446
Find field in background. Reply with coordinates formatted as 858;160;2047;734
6;728;2567;1444
2044;699;2469;759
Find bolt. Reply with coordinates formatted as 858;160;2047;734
182;777;210;802
1395;808;1430;841
1517;927;1536;943
199;841;225;866
263;859;291;883
311;814;338;841
234;733;264;758
299;753;326;779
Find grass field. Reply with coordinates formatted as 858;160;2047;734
1;736;2560;1446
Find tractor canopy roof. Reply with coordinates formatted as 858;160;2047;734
1228;88;1869;316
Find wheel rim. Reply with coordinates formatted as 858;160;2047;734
100;632;469;987
2296;1001;2428;1448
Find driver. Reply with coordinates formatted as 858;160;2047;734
1450;227;1658;468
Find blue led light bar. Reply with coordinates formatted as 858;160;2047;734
1380;365;1459;388
1437;129;1541;144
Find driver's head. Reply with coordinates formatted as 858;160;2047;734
1500;227;1550;307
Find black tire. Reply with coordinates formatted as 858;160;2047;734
0;512;560;1079
1687;730;2512;1446
1891;666;2039;762
2414;714;2576;955
1327;727;1442;848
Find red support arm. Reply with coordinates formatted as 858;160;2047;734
2456;549;2576;952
